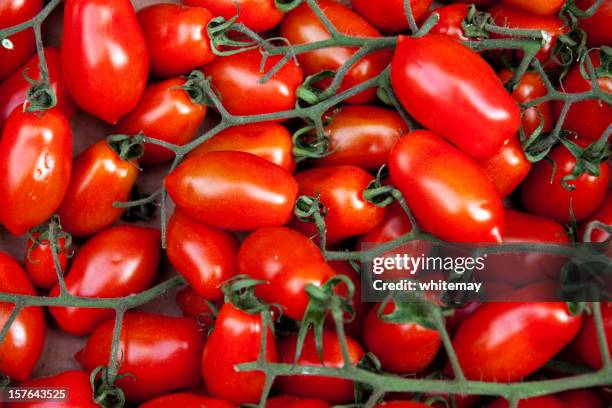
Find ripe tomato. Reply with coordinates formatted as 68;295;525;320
557;390;603;408
521;140;610;223
175;286;218;328
427;4;470;42
487;396;564;408
479;136;531;197
312;105;408;170
182;0;283;32
202;303;277;404
139;393;235;408
0;252;46;381
116;77;207;165
78;312;204;403
571;302;612;369
452;302;581;381
579;191;612;242
61;0;148;123
49;226;160;336
276;330;364;404
389;130;505;243
138;3;214;78
280;0;392;104
358;202;413;244
0;48;76;131
502;0;564;15
167;209;238;301
352;0;433;32
0;108;72;235
5;371;98;408
288;401;332;408
391;35;520;159
375;403;430;408
555;51;612;141
187;123;296;172
165;151;298;231
267;396;300;407
364;302;441;374
57;139;141;236
576;0;612;47
0;0;42;81
203;50;303;117
24;233;69;289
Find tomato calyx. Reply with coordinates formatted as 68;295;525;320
179;70;214;106
552;28;588;71
561;0;604;27
582;47;611;82
221;275;270;315
521;115;558;163
363;166;399;208
22;68;58;113
297;70;337;106
206;9;258;57
378;299;438;331
559;137;610;190
295;194;328;248
107;134;145;162
461;5;492;39
354;352;384;404
90;365;131;408
292;124;333;162
27;215;73;264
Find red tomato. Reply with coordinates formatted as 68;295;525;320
187;123;296;172
427;4;470;42
389;130;505;243
57;139;140;236
139;393;235;408
479;136;531;197
280;0;392;104
203;50;303;117
0;0;42;81
579;191;612;242
293;166;385;243
364;302;441;374
312;105;408;170
175;286;218;328
576;0;612;47
61;0;148;123
375;403;430;408
267;396;301;408
487;396;564;408
5;371;98;408
0;108;72;235
352;0;433;32
116;77;207;165
555;51;612;141
521;140;611;223
167;209;238;301
165;151;298;231
0;252;46;381
504;209;569;243
452;302;581;381
288;401;332;408
78;312;204;403
571;302;612;369
358;202;413;244
0;48;76;131
202;303;277;404
489;4;568;66
138;3;214;78
182;0;283;32
557;390;603;408
391;35;520;159
276;330;364;404
502;0;564;15
49;226;160;336
24;233;69;289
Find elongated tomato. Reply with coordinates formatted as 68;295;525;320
139;394;235;408
479;136;531;197
0;0;42;81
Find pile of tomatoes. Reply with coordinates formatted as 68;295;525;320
0;0;611;406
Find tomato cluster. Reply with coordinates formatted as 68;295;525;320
0;0;610;406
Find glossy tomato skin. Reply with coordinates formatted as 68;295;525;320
427;4;470;42
0;108;72;235
167;209;238;301
479;136;531;197
375;403;430;408
61;0;148;123
555;52;612;141
0;252;46;381
391;35;520;159
49;226;160;336
203;50;303;117
138;4;215;78
5;371;98;408
266;396;301;408
288;401;332;408
202;303;277;404
0;0;42;81
276;330;364;404
293;166;385;243
571;302;612;369
175;287;218;328
352;0;433;32
280;1;392;104
364;302;441;374
0;48;76;131
452;302;581;381
358;202;414;244
165;151;298;231
557;390;603;408
389;130;505;243
24;234;69;289
314;105;408;170
579;192;612;242
139;393;235;408
182;0;283;32
187;123;296;172
57;140;140;236
502;0;565;15
576;0;612;47
521;141;611;223
116;77;207;165
487;396;564;408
